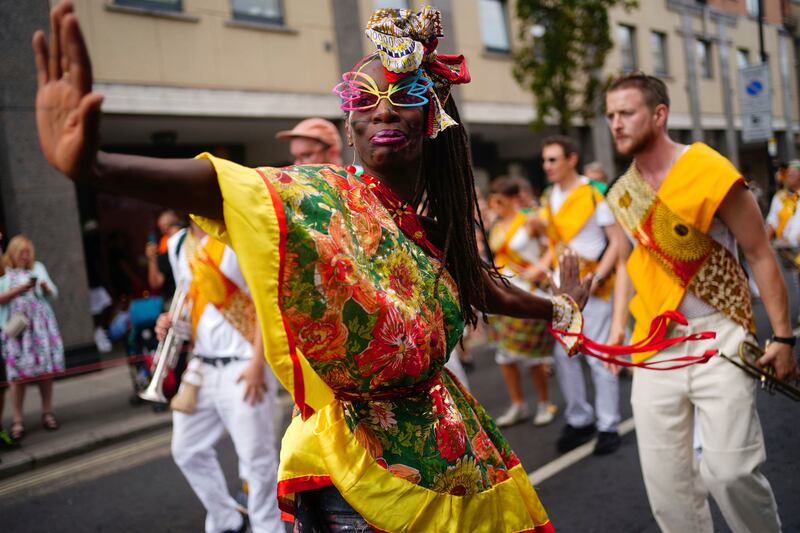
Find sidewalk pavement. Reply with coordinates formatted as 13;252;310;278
0;361;172;480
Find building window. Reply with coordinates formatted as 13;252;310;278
115;0;182;11
231;0;283;25
746;0;759;17
373;0;409;8
479;0;511;53
650;31;668;76
737;48;750;70
696;39;713;79
618;25;638;71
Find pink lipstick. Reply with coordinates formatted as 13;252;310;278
370;129;407;146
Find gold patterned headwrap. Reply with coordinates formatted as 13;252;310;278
364;6;470;138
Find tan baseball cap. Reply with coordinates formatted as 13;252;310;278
276;118;342;152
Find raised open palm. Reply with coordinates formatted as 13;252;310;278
33;1;103;181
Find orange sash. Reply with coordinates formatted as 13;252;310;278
187;236;256;344
606;143;754;362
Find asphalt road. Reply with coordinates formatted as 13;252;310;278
1;263;799;532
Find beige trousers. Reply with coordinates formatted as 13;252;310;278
631;312;781;533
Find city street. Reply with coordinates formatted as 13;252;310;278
1;269;799;532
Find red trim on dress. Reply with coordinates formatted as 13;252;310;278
257;169;314;419
277;475;333;497
277;475;334;522
535;521;556;533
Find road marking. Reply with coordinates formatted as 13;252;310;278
527;417;636;486
0;430;172;498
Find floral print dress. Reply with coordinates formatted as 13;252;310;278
2;268;65;381
194;154;555;533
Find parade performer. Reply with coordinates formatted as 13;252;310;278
486;176;557;427
34;3;718;530
765;158;800;241
34;4;598;531
605;72;797;533
539;136;626;455
776;161;800;247
156;221;281;533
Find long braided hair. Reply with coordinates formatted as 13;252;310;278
414;98;502;327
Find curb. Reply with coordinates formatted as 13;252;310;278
0;412;172;481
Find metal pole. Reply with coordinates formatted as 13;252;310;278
681;11;704;142
779;31;797;161
758;0;776;196
717;21;740;168
758;0;767;62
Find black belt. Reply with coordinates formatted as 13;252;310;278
195;355;246;367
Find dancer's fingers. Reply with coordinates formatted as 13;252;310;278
48;3;65;79
33;31;49;88
63;13;92;94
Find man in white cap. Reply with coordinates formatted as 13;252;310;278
276;118;343;166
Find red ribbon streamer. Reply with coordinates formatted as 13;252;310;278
549;310;718;370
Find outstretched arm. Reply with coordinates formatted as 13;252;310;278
33;1;222;219
718;182;797;380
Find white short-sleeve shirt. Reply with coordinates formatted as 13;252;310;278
765;193;783;231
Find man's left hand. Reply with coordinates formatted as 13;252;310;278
237;362;268;406
757;341;799;381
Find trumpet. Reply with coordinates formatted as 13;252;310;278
720;341;800;401
772;242;800;273
139;288;191;404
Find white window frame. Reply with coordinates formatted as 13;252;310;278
650;31;668;76
479;0;512;54
231;0;284;25
618;24;638;71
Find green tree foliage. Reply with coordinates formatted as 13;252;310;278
513;0;637;132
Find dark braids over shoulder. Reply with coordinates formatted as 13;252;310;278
415;98;501;327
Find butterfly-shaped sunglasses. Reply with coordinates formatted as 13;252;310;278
333;68;433;112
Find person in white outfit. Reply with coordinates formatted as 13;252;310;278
540;135;626;455
158;222;282;533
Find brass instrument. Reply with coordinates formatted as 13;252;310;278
139;288;191;404
720;341;800;401
773;243;800;273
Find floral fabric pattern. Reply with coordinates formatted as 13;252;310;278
264;164;520;493
2;269;65;381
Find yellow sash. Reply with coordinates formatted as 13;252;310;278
606;143;754;362
775;189;798;238
541;183;613;300
542;183;603;245
187;236;256;344
489;211;531;275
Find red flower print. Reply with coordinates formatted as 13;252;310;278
346;186;397;235
354;307;430;387
311;210;379;313
485;465;510;485
287;310;348;363
435;412;467;462
431;386;467;462
319;168;352;191
470;429;495;461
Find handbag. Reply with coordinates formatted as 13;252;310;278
2;312;30;338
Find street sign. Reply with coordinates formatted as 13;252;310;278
738;63;773;143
